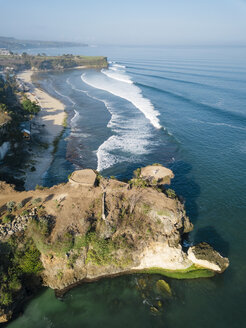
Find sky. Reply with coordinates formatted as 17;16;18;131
0;0;246;46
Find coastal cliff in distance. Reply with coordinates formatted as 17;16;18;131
0;165;229;323
0;53;108;72
0;36;87;50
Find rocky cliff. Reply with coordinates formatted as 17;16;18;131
0;165;229;323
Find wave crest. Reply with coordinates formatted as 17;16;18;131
81;62;162;129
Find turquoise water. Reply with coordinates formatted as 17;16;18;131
8;46;246;327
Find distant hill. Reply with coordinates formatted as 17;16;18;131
0;36;87;50
0;53;108;72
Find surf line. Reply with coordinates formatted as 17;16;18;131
81;71;162;130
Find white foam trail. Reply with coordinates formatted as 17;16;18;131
113;63;126;69
81;64;161;129
102;68;133;84
190;118;246;131
71;109;79;125
53;86;76;106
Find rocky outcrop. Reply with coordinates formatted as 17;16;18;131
139;165;174;185
187;242;229;273
0;166;229;322
69;169;97;187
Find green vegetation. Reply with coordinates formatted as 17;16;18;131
35;184;47;190
0;53;108;71
0;236;43;308
29;217;74;257
32;198;42;205
138;265;215;279
52;128;64;154
142;203;151;214
17;243;43;274
0;74;32;145
2;214;13;224
62;114;68;127
0;111;11;126
85;232;116;266
21;97;40;115
6;200;16;212
133;167;141;178
129;177;148;188
156;279;172;295
166;189;176;199
17;201;24;209
157;209;172;217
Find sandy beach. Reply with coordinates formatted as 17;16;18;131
17;70;66;190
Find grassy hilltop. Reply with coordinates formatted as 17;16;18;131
0;53;108;71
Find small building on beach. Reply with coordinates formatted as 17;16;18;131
21;128;30;139
20;122;31;139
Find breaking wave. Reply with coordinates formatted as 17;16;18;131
81;62;162;129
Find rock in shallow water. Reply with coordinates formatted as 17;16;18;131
187;242;229;273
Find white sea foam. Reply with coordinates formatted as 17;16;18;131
102;68;133;84
71;109;80;125
81;63;162;129
96;115;153;171
66;73;155;172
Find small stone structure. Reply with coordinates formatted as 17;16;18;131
140;165;174;185
69;169;97;187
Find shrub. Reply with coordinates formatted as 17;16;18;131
2;214;12;224
166;189;176;199
133;167;141;178
0;290;13;306
17;201;24;209
129;178;148;188
6;201;16;212
85;232;116;266
17;244;43;275
32;198;42;205
8;276;22;292
21;210;29;216
35;185;47;190
57;270;63;280
22;97;40;114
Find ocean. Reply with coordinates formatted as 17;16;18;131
8;45;246;327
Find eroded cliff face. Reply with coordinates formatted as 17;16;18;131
38;178;194;290
0;166;229;322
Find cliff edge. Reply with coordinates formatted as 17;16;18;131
0;165;229;323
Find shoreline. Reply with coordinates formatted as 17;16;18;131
17;70;66;190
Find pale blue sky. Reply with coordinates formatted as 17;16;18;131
0;0;246;45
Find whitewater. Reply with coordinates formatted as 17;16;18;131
81;62;162;129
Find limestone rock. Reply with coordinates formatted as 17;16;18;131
139;165;174;185
0;310;12;323
187;242;229;273
69;169;97;187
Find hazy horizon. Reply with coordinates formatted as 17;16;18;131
0;0;246;46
